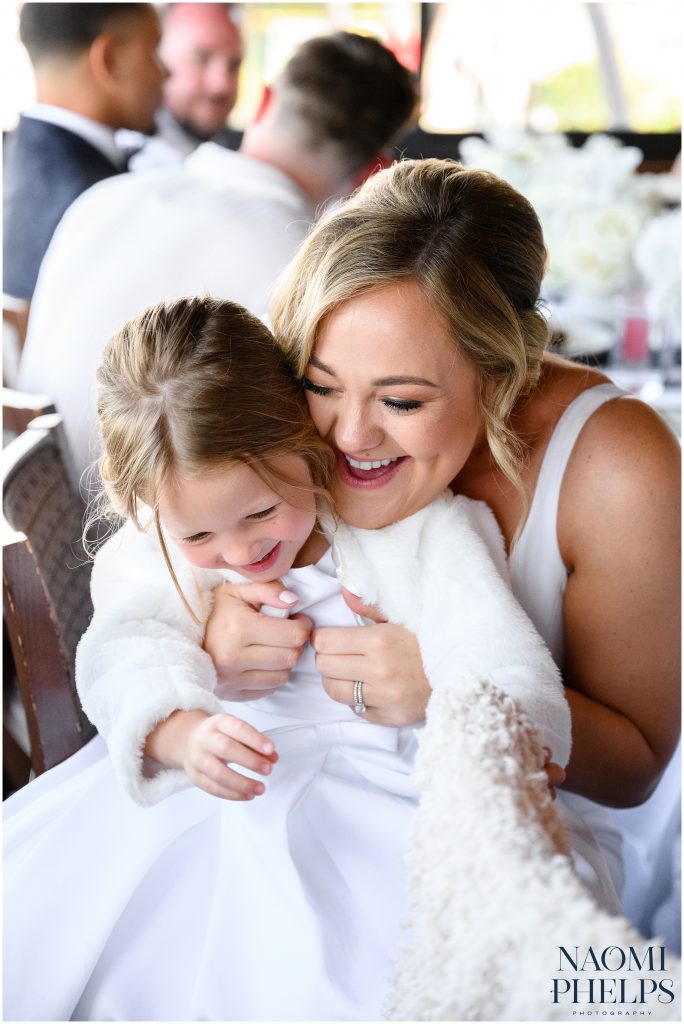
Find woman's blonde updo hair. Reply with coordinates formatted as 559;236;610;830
93;296;334;612
271;158;550;508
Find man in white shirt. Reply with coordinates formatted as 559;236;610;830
3;3;166;302
18;31;417;480
125;3;244;171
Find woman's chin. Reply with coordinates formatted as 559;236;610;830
334;493;403;530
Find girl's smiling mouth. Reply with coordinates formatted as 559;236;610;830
240;542;282;573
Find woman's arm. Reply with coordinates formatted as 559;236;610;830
557;397;680;806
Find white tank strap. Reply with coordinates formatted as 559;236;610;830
530;382;625;519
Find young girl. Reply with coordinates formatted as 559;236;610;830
5;296;602;1022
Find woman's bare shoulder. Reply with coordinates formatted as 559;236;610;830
558;390;680;566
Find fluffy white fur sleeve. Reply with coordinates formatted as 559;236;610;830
76;518;233;805
332;492;572;767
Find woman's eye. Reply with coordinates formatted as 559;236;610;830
383;398;423;414
183;532;211;545
302;377;333;397
248;504;279;521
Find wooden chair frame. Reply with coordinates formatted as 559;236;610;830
3;415;95;777
2;387;56;438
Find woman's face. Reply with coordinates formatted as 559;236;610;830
304;280;487;529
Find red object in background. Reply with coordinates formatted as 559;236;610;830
623;315;649;362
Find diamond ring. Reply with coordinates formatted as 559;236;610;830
353;679;366;715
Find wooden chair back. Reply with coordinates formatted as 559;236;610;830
2;414;95;775
2;387;56;442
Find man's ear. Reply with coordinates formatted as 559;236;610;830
252;84;274;124
350;150;394;191
87;33;120;87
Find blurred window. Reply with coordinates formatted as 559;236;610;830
2;2;678;136
420;1;681;134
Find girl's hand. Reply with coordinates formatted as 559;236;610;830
146;709;279;800
204;581;312;699
312;589;431;726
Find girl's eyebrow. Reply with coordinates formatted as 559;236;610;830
308;356;438;389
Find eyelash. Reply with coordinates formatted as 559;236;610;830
184;532;210;545
302;378;423;415
182;505;278;543
248;505;279;520
302;378;332;397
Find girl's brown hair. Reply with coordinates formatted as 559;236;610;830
271;158;550;530
94;296;334;616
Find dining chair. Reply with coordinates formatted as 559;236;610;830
2;386;56;443
3;413;96;780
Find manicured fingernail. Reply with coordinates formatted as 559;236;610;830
262;741;274;754
261;763;272;774
279;590;298;604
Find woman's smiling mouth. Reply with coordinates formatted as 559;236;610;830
337;451;409;486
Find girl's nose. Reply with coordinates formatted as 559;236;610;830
219;537;262;569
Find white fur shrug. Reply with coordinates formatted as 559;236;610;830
77;493;570;805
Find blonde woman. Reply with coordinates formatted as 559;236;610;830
206;159;680;909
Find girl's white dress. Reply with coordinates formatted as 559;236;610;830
5;549;422;1022
4;486;618;1022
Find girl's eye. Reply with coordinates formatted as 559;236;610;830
183;531;211;545
247;504;280;521
302;378;333;397
382;398;423;414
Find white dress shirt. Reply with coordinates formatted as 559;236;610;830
18;144;314;479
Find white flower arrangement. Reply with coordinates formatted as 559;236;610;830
460;130;681;360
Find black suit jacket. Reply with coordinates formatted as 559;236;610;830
3;116;123;300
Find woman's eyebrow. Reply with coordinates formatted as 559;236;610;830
308;356;438;388
309;355;336;375
373;375;439;388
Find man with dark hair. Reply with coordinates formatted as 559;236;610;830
3;3;165;301
19;30;417;475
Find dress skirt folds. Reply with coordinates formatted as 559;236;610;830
4;711;420;1021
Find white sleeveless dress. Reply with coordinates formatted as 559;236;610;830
510;381;680;949
4;383;660;1020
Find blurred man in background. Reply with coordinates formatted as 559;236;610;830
128;3;243;168
18;31;418;478
3;3;165;303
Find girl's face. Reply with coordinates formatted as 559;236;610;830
158;455;317;580
304;280;487;530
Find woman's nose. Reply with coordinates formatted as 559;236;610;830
332;403;384;454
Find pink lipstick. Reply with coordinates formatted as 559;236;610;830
336;450;408;489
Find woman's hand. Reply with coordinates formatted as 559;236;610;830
543;747;566;800
203;581;312;699
312;588;431;726
145;709;279;800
